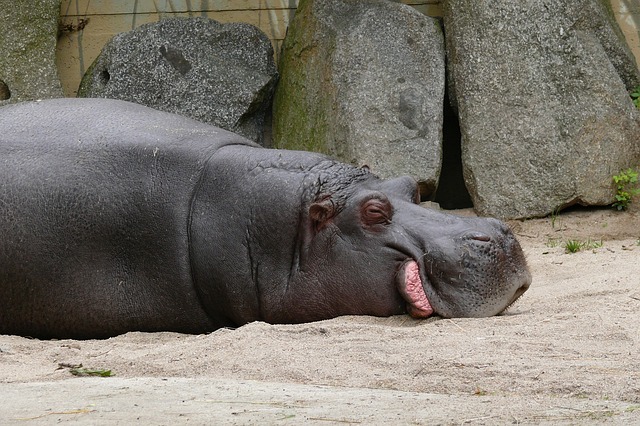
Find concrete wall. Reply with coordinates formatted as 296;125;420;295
56;0;639;97
611;0;640;63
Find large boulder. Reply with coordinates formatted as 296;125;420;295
0;0;64;105
273;0;445;195
444;0;640;219
78;18;278;143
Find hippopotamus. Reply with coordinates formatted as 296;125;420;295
0;98;531;339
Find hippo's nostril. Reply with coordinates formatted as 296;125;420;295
465;231;491;242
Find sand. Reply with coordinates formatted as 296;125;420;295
1;207;639;425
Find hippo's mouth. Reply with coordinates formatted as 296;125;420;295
397;260;434;318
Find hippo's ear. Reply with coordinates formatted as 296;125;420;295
309;198;336;231
379;176;420;204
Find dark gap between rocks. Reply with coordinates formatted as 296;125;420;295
0;79;10;100
433;84;472;210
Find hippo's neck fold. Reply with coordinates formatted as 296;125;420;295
188;145;374;327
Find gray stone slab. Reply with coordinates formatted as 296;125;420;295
273;0;445;195
78;18;278;144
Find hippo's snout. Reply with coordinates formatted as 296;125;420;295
398;211;532;319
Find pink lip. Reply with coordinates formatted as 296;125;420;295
398;260;434;318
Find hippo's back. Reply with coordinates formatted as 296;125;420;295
0;98;254;338
0;98;253;152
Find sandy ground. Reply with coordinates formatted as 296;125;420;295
1;207;639;425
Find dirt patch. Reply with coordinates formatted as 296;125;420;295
1;208;639;424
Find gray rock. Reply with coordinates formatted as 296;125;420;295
273;0;445;195
444;0;640;219
0;0;64;105
79;18;278;143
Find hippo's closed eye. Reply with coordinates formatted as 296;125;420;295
361;195;393;228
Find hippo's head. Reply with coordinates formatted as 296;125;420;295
279;169;531;322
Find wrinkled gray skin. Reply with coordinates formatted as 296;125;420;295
0;99;531;339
